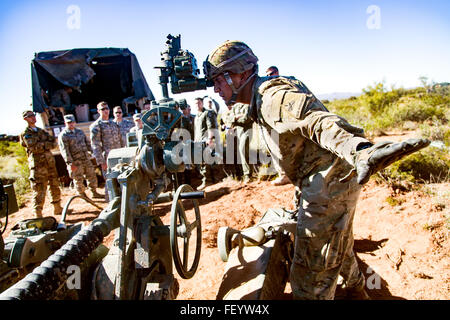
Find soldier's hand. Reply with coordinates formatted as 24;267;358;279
101;163;108;171
70;164;78;172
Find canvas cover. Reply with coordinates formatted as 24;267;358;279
31;48;154;113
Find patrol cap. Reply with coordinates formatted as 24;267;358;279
22;110;35;118
133;113;142;120
64;114;76;123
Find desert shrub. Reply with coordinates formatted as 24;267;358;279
378;147;450;185
0;141;30;207
420;121;450;146
361;82;407;116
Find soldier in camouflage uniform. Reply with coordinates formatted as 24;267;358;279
90;102;124;201
113;106;134;146
58;114;102;199
204;41;430;300
221;102;254;182
20;110;62;217
194;97;219;190
177;104;196;185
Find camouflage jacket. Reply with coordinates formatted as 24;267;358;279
114;119;134;146
194;109;217;142
19;126;57;167
251;76;368;184
58;127;92;165
89;118;123;165
222;103;252;130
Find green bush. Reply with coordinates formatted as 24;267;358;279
0;141;30;207
361;82;407;116
379;147;450;184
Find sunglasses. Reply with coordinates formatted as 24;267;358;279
99;108;109;111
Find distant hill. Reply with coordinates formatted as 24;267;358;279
316;92;361;101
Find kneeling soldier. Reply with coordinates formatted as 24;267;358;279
58;114;102;199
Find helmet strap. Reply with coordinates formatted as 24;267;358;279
223;71;257;105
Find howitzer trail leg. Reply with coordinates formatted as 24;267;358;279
216;230;292;300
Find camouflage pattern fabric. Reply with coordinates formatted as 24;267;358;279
224;103;253;176
20;126;61;217
194;109;217;142
114;119;134;146
89;119;124;166
251;76;370;299
194;109;219;184
58;127;97;194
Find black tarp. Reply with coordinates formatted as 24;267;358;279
31;47;154;113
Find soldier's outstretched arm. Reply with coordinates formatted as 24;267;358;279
265;90;430;179
263;89;370;166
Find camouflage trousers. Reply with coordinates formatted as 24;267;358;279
68;159;98;194
29;161;61;217
235;126;252;177
290;161;365;300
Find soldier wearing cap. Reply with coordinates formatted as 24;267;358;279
130;113;143;133
58;114;102;199
89;102;124;201
113;106;134;146
204;40;430;299
19;110;62;217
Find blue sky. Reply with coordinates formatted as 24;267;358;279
0;0;449;135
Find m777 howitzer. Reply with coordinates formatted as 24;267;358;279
0;34;208;300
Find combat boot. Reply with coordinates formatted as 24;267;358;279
53;202;63;215
356;138;430;185
90;189;103;199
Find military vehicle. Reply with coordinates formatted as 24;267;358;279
31;47;153;179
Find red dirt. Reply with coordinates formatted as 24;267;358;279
2;176;448;300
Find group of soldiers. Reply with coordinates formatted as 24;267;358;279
19;102;144;217
19;38;430;300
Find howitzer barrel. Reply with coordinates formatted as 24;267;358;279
0;197;121;300
154;191;205;204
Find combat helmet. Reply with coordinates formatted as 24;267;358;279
203;41;259;105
